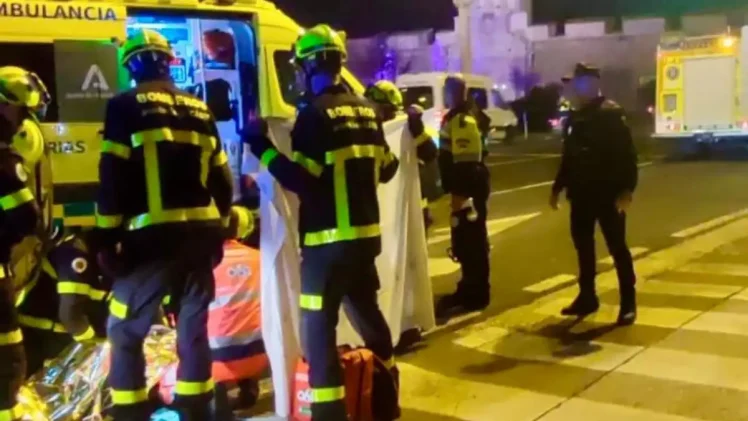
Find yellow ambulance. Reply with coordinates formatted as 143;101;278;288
0;0;364;229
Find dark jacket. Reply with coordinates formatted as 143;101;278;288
553;96;638;201
246;84;399;253
95;79;233;261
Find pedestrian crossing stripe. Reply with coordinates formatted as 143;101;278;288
399;216;748;421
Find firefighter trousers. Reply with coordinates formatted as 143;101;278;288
300;241;396;421
0;265;24;421
451;189;490;308
107;256;215;421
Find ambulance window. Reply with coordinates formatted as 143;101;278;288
274;50;300;106
0;43;59;122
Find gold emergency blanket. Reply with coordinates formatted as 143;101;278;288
18;326;177;420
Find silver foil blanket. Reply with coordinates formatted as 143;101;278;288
19;326;177;421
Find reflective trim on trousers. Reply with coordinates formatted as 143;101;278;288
312;385;345;403
58;281;108;301
299;294;323;311
110;387;149;405
174;379;215;397
303;224;380;247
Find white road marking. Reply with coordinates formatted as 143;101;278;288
598;247;649;265
523;274;576;293
428;212;541;245
486;155;559;167
672;208;748;238
676;262;748;277
490;161;654;197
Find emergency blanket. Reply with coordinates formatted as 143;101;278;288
258;113;436;416
18;326;177;420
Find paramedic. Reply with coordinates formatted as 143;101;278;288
435;74;491;317
95;29;233;421
364;80;438;229
0;66;48;420
243;24;401;421
17;230;110;375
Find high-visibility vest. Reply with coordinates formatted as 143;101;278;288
208;240;267;382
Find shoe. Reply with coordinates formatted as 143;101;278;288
560;295;600;317
617;295;637;326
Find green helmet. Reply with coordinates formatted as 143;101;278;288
294;24;347;64
0;66;51;112
120;29;174;67
365;80;403;110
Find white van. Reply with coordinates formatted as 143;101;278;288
396;72;518;141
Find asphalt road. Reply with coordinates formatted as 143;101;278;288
424;135;748;326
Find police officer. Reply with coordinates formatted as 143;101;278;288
435;74;491;317
243;25;400;421
17;230;110;376
95;29;233;421
0;65;48;420
550;63;638;325
364;80;439;229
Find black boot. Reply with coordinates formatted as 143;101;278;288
617;288;637;326
561;294;599;317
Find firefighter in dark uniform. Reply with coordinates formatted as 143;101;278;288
364;80;439;229
16;230;110;376
550;63;638;325
435;74;491;317
95;29;233;421
243;25;400;421
0;66;48;420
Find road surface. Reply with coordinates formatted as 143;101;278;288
398;136;748;420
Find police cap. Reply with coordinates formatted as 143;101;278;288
573;62;601;79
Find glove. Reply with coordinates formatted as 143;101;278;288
407;110;426;139
241;117;273;158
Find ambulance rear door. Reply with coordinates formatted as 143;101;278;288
0;0;128;227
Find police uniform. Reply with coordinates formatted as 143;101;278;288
246;83;400;420
438;103;491;310
96;77;233;419
17;235;110;375
552;69;638;322
0;150;38;419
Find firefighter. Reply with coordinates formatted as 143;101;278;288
0;65;48;420
96;29;233;421
16;230;110;376
550;63;638;325
242;24;400;421
364;80;439;229
435;74;491;317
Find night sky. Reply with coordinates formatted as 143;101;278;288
272;0;745;38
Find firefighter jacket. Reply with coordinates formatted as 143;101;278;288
437;103;487;198
95;80;233;261
245;85;399;252
0;149;39;264
553;96;638;202
17;235;110;341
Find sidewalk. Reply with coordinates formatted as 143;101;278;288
397;216;748;420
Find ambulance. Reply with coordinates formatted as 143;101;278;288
654;27;748;142
0;0;365;228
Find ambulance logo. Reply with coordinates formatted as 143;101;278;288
65;64;114;100
81;64;110;92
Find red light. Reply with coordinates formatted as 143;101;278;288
742;121;748;129
647;105;654;114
